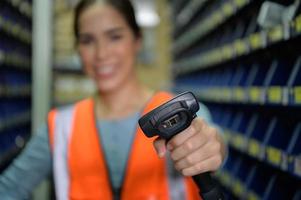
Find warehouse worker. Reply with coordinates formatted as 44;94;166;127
0;0;227;199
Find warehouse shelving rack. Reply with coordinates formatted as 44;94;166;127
0;0;32;171
170;0;301;199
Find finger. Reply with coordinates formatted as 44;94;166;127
170;130;208;161
153;137;167;158
167;121;197;150
191;117;208;129
181;155;223;177
167;118;206;150
174;141;221;171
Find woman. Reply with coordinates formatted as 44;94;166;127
0;0;226;199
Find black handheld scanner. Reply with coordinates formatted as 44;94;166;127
138;91;224;200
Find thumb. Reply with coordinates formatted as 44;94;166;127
153;137;167;158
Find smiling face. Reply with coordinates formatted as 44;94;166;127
77;3;141;93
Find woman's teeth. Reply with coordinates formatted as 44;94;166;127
97;66;114;75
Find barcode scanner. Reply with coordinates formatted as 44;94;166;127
138;91;224;200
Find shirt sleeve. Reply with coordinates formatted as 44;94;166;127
196;102;213;124
0;123;52;200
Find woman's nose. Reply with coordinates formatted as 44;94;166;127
95;41;109;60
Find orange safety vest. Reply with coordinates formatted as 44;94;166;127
48;91;201;200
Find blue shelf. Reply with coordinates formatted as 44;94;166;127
190;103;301;180
0;111;31;132
173;0;253;55
175;56;301;106
0;69;31;97
0;126;30;171
0;0;32;171
0;2;32;44
216;148;301;200
4;0;32;19
174;0;209;30
173;15;301;75
219;115;301;179
0;51;31;69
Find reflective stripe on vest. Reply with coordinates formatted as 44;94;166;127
48;91;200;200
48;105;75;200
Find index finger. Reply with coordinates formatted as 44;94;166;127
167;117;207;150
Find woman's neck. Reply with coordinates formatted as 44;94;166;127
95;80;154;120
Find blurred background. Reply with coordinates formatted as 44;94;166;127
1;0;301;199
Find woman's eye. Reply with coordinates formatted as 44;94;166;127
79;37;93;45
110;34;122;41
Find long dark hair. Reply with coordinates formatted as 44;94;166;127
74;0;142;40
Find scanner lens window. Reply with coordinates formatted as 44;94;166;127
162;114;180;128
